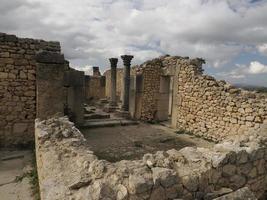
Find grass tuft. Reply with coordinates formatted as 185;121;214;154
15;151;40;200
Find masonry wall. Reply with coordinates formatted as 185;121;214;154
0;33;60;147
174;57;267;142
136;59;162;121
135;56;267;142
35;117;267;200
85;75;105;102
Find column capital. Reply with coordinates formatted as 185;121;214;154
109;58;118;67
121;55;134;66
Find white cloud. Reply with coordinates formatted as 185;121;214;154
248;61;267;74
1;0;267;74
257;43;267;55
83;66;94;76
70;64;94;76
217;61;267;79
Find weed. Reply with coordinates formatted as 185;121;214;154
15;151;40;200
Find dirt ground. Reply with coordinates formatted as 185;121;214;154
81;123;214;162
0;150;34;200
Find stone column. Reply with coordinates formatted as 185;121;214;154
121;55;134;111
109;58;118;106
65;69;85;126
93;66;101;76
36;51;67;119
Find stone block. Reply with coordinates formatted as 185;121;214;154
13;123;28;134
4;34;18;42
19;71;27;79
213;187;256;200
0;72;8;78
0;52;10;58
36;51;65;64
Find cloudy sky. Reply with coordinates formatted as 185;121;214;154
1;0;267;86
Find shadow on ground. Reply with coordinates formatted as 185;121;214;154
80;123;214;162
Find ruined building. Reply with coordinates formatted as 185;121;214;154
1;33;267;200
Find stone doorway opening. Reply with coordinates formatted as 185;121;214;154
156;75;173;124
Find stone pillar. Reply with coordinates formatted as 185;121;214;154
64;69;85;126
93;66;101;76
121;55;134;111
109;58;118;106
36;51;67;119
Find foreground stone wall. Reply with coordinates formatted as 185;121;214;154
135;55;267;142
35;117;267;200
0;33;60;147
85;75;105;101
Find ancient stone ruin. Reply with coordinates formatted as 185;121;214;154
1;33;267;200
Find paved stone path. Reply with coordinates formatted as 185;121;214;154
0;150;34;200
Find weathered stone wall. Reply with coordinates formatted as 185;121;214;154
135;55;267;142
173;57;267;142
136;59;162;121
104;68;124;100
85;75;105;102
35;117;267;200
0;33;60;147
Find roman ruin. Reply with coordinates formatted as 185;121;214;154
1;32;267;200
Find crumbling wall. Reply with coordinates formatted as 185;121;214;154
85;75;105;102
104;68;124;100
174;57;267;141
136;59;162;121
134;56;179;121
35;117;267;200
0;33;60;147
135;56;267;142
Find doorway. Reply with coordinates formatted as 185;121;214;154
156;76;173;122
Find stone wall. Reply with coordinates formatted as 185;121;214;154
135;55;267;142
135;59;162;121
0;33;60;147
35;117;267;200
104;68;123;100
173;57;267;142
85;75;105;102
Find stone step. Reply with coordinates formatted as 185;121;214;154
99;98;109;104
84;113;110;120
84;118;124;122
103;105;119;113
84;106;96;114
114;110;131;119
81;119;139;128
